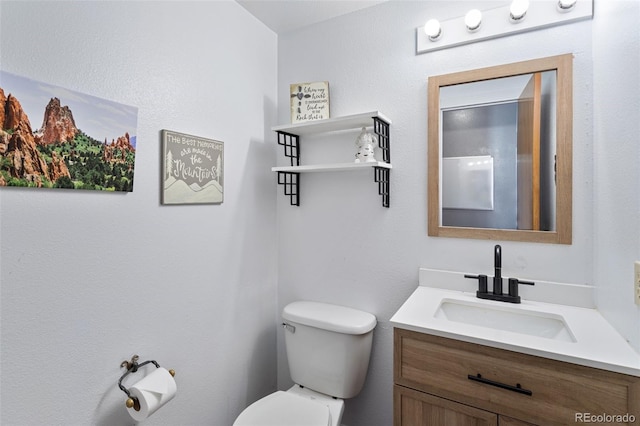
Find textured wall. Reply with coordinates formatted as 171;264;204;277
592;0;640;352
276;2;637;425
0;1;278;425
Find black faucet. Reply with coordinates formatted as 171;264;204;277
493;244;502;295
464;244;534;304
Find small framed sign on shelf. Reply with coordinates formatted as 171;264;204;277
162;130;224;205
290;81;330;124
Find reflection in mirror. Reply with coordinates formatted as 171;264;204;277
428;55;572;244
441;71;556;230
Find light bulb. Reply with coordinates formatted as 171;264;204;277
465;9;482;32
510;0;530;23
557;0;577;12
424;19;442;41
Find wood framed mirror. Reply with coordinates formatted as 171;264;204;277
428;54;573;244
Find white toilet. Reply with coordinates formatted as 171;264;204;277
234;300;377;426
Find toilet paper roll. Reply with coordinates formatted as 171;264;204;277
126;367;177;422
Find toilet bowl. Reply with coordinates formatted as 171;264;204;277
233;385;344;426
233;301;376;426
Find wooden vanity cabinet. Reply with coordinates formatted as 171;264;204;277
394;328;640;426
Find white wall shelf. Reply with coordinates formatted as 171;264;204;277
272;161;391;174
272;111;392;207
272;111;391;135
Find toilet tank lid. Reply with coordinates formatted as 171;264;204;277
282;301;376;335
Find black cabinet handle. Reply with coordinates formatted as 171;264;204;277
467;373;532;396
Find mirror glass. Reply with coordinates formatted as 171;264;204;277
428;55;573;244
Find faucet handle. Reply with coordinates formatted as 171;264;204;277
508;278;535;299
464;274;488;294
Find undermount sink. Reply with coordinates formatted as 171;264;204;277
390;276;640;376
434;298;576;342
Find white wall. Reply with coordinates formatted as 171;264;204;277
592;0;640;353
276;1;638;425
0;1;278;425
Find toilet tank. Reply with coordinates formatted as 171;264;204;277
282;301;377;399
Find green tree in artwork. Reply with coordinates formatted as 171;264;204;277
53;176;74;189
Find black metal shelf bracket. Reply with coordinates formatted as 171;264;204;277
277;131;300;166
374;167;390;208
373;117;390;163
277;171;300;206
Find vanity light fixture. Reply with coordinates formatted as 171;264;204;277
509;0;530;23
557;0;578;12
416;0;593;54
424;19;442;41
464;9;482;32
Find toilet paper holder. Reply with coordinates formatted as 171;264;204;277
118;355;175;411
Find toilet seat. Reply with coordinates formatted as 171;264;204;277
233;391;331;426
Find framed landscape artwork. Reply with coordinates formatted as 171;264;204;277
0;71;138;192
161;130;224;205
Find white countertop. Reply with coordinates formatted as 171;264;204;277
390;286;640;377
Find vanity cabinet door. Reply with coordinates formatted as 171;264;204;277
394;385;497;426
499;416;537;426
